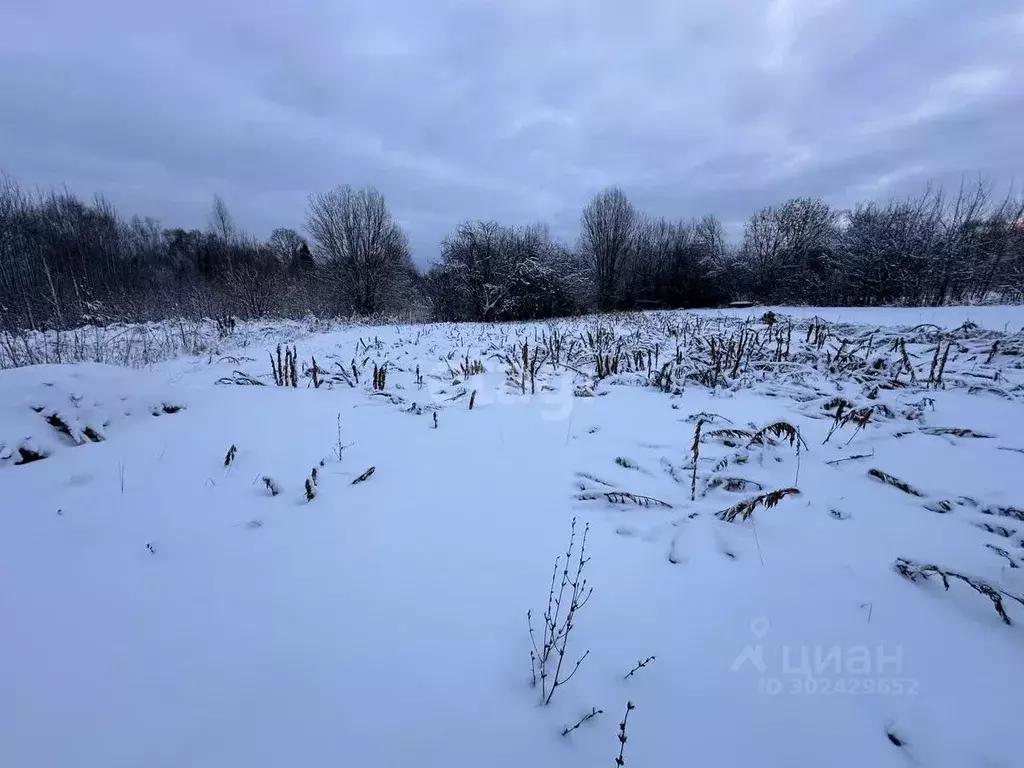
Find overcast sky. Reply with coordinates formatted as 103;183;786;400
2;0;1021;265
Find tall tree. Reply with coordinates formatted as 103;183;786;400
580;187;637;310
305;186;412;315
741;197;837;303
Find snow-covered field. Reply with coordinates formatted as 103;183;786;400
696;304;1024;332
2;306;1024;768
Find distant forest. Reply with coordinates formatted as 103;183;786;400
1;172;1021;330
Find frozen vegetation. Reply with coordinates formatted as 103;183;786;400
2;305;1024;767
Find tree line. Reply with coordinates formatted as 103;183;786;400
1;171;1021;331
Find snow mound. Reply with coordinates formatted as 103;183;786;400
0;363;186;466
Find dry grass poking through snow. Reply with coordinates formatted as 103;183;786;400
3;307;1024;768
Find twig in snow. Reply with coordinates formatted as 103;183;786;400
887;729;906;748
751;516;765;566
561;707;603;737
860;602;873;622
825;450;875;466
352;466;376;485
527;517;593;705
623;656;656;680
615;701;635;767
690;419;703;502
795;427;802;485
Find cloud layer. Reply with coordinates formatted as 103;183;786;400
2;0;1021;263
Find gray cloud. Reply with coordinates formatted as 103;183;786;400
1;0;1021;264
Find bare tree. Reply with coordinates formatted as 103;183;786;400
929;179;990;305
428;221;588;322
742;206;787;300
975;190;1024;302
305;186;412;315
580;187;637;310
268;228;307;261
4;165;1024;339
742;197;838;303
438;221;510;321
842;186;943;306
208;194;237;244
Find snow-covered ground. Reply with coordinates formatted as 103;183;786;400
2;307;1024;768
697;304;1024;331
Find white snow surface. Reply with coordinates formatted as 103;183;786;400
699;304;1024;331
2;306;1024;767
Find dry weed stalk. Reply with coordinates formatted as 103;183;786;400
867;468;924;497
921;427;994;439
595;348;622;380
928;340;953;388
288;346;298;386
215;314;236;338
525;342;548;394
936;340;952;387
705;428;754;445
335;414;345;461
327;360;356;388
528;517;593;705
893;338;916;383
352;466;376;485
894;557;1024;625
825;450;875;466
215;370;264;386
985;544;1019;569
717;487;800;522
576;490;672;508
459;354;485;378
822;400;875;445
522;340;529;393
269;344;298;387
690;419;703;502
561;707;603;737
748;421;805;449
623;655;656;680
985;340;1000;365
615;701;635;767
372;363;387;391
